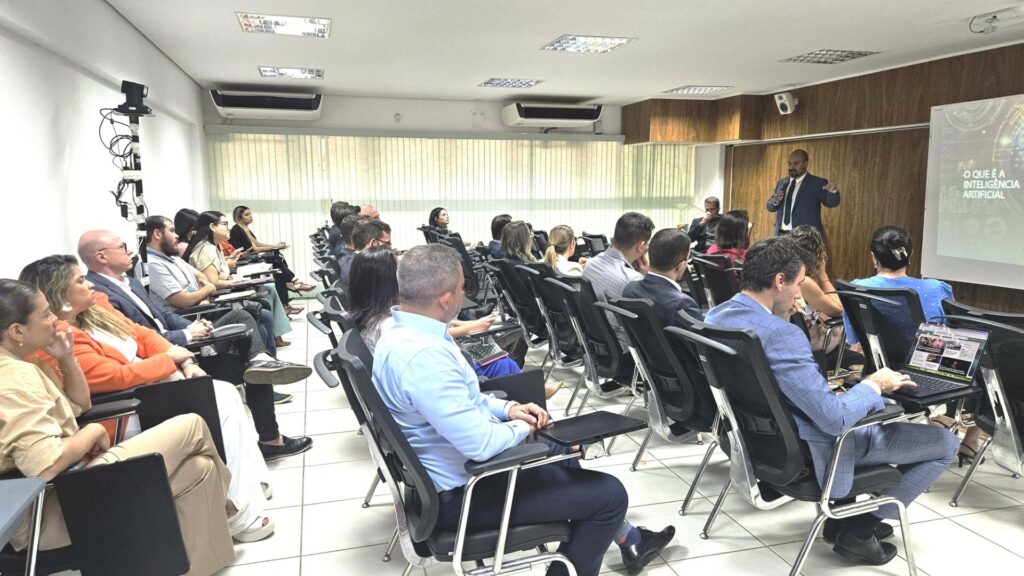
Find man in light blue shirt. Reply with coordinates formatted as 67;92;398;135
372;244;673;576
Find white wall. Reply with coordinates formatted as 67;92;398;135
0;0;207;278
204;93;622;136
693;144;726;208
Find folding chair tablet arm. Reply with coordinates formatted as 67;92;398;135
313;350;340;389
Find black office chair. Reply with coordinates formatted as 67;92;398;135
545;277;632;416
933;314;1024;507
835;280;925;374
440;235;494;307
690;254;740;307
514;263;582;384
674;324;919;576
599;298;719;516
335;330;577;576
580;232;608;256
486;260;549;350
308;299;356;349
680;262;710;313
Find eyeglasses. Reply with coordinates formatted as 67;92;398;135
216;221;230;227
97;242;131;255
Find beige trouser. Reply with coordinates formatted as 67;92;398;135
13;414;236;576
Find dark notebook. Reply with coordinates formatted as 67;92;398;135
539;411;647;446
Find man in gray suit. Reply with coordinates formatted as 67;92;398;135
705;236;957;567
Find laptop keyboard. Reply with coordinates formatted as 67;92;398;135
902;373;968;397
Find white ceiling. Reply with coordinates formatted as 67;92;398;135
108;0;1024;106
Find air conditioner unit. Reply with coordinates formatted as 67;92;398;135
210;90;323;121
500;102;602;128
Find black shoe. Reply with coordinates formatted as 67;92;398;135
273;391;294;405
599;380;623;393
620;525;675;575
822;518;894;544
244;360;313;385
259;435;313;461
832;529;898;566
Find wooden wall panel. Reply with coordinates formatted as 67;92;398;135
623;95;762;144
728;131;1024;312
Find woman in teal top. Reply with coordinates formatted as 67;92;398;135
843;225;954;346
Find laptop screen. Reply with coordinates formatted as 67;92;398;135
904;322;989;383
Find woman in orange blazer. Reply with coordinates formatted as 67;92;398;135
20;254;276;543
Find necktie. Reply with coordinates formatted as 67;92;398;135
782;178;797;226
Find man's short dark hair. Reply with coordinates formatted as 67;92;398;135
648;228;691;270
490;214;512;240
790;149;809;162
704;197;721;209
330;201;359;227
144;215;172;243
739;236;805;292
339;214;364;245
352;218;391;250
612;212;655;249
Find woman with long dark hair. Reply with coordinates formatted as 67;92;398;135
500;221;536;262
174;208;200;258
707;209;750;264
0;277;238;572
185;211;295;343
229;205;315;298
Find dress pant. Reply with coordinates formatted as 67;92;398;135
20;414;236;576
435;445;628;576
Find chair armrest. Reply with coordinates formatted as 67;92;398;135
77;399;141;425
313;350;340;388
178;303;229;317
851;403;907;429
91;386;144;403
307;311;332;336
464;443;550;476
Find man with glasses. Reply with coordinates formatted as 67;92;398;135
340;218;393;290
622;228;702;328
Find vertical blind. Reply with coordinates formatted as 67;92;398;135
206;130;696;281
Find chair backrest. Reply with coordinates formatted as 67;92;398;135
532;231;548;260
488;259;547;341
515;263;580;359
54;453;189;576
440;235;481;297
134;376;226;463
691;254;739;307
605;298;717;433
835;280;925;373
680;323;809;487
336;330;440;543
418;225;438;244
942;299;1024;329
580;233;608;256
545;276;623;380
313;323;370;424
680;263;710;312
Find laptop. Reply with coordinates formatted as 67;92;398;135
891;322;989;399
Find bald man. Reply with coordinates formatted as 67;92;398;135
766;149;841;235
360;204;380;219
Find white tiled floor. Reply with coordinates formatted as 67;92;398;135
77;301;1024;575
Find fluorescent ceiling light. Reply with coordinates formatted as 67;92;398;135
780;49;879;64
237;12;331;38
479;78;544;89
541;34;636;54
663;85;733;95
259;66;324;79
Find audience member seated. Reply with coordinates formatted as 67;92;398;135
706;209;749;264
842;225;954;345
359;204;379;219
351;218;392;252
499;220;536;262
622;228;701;327
229;205;314;310
686;196;722;253
79;228;313;461
0;279;236;574
372;244;674;576
705;236;958;566
217;236;249;272
350;246;522;381
489;213;512;258
335;214;365;289
544;224;586;276
185;211;294;346
789;225;848;356
174;208;200;257
328;201;360;259
427;206;452;238
19;256;279;543
582;212;653;347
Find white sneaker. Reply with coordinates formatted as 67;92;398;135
232;515;275;543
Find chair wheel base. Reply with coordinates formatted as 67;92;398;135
1013;473;1021;479
629;466;637;472
949;501;959;508
678;510;686;516
361;502;370;509
383;555;391;562
699;532;709;540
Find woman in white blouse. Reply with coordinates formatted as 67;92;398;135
543;225;587;276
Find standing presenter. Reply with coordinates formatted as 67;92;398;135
767;149;841;235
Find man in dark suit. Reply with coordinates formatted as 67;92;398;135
622;228;701;327
686;197;721;253
79;229;314;460
766;149;841;235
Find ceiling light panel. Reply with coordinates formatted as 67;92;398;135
237;13;331;38
541;34;636;54
663;85;733;95
259;66;324;79
780;49;879;64
479;78;544;89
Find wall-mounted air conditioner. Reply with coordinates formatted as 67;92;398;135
500;102;602;128
210;90;323;121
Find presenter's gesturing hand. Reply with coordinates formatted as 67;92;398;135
823;180;839;193
771;187;786;206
